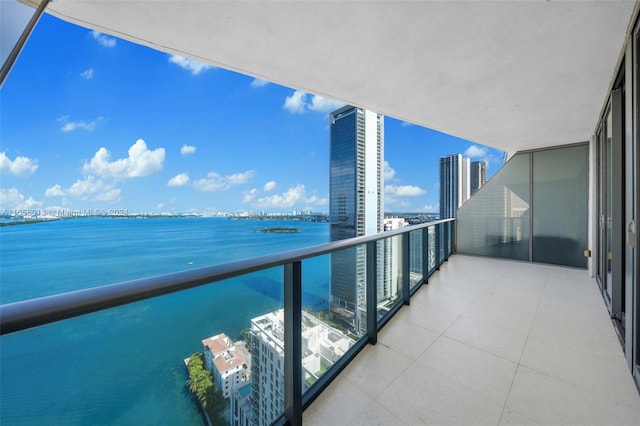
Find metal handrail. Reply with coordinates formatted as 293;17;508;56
0;218;454;335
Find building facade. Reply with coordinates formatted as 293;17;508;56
248;309;354;426
439;154;470;219
201;333;248;399
329;105;384;334
470;160;488;195
230;381;253;426
381;217;406;311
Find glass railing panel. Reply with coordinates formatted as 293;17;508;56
328;246;367;340
532;144;588;268
408;230;423;290
457;153;531;261
377;236;403;320
1;221;455;425
0;268;285;426
301;253;357;399
301;254;343;388
438;223;446;264
246;268;285;426
428;226;436;273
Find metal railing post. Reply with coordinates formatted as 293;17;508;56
451;220;456;254
444;221;450;262
366;241;378;344
422;227;429;284
402;232;410;306
284;261;302;426
1;0;51;88
435;223;441;270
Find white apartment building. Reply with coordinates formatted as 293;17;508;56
229;381;253;426
201;333;248;399
381;217;407;307
248;309;354;426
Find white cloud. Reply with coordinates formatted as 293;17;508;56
307;95;345;113
168;55;213;75
45;184;66;197
157;202;165;210
93;188;122;202
83;139;165;179
91;30;117;48
67;175;121;202
80;68;94;79
384;161;396;181
464;145;489;159
400;121;413;127
0;152;38;177
385;195;411;208
263;181;277;192
283;90;307;114
385;184;426;196
242;188;258;203
193;170;255;192
254;184;305;209
58;115;102;132
168;173;190;187
251;78;269;88
423;204;439;212
304;194;328;206
0;188;42;210
252;184;326;209
180;144;196;156
283;90;345;114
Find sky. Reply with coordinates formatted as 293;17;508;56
0;10;504;215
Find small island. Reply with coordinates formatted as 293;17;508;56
255;227;300;233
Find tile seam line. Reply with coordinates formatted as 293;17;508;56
496;267;551;425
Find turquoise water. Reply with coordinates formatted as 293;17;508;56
0;217;329;425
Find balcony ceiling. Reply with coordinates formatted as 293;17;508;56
28;0;636;153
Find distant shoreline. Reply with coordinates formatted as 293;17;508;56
255;227;300;233
0;212;330;226
0;218;60;227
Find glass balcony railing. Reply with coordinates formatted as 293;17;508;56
0;219;455;426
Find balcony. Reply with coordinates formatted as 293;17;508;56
2;218;638;425
304;254;640;425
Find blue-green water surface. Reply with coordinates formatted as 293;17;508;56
0;217;329;425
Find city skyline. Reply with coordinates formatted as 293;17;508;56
1;13;503;215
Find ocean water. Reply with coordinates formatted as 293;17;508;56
0;217;330;425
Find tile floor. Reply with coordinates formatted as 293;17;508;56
303;254;640;425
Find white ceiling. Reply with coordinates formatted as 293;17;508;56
26;0;637;154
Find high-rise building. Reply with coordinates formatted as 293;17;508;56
470;160;488;195
439;154;470;219
329;105;384;333
247;310;354;426
381;217;406;309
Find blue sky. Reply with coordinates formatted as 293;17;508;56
1;12;503;215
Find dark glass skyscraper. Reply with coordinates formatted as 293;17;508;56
329;105;383;333
439;153;470;219
470;160;488;195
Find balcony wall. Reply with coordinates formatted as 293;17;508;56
457;144;589;268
